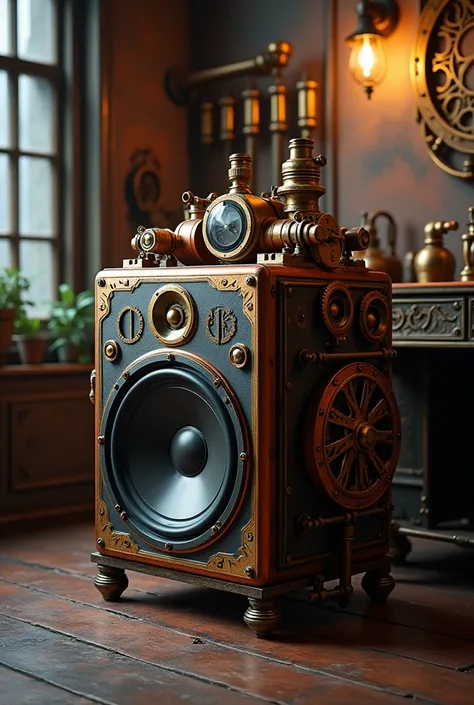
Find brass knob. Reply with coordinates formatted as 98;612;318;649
166;305;185;328
229;344;249;368
142;231;154;248
357;423;376;450
104;340;119;362
330;301;340;318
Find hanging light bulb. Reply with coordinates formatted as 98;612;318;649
346;0;399;99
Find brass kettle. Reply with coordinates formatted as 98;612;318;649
413;220;458;282
357;210;403;282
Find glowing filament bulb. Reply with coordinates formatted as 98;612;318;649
359;36;374;78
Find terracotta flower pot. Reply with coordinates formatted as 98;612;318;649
0;308;15;366
16;336;48;365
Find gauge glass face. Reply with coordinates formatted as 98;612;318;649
206;200;247;253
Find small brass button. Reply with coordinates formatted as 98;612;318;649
166;305;184;328
104;339;119;362
229;344;249;369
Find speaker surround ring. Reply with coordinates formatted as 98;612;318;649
100;350;250;553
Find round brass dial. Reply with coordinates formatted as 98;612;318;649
148;285;197;347
306;362;401;510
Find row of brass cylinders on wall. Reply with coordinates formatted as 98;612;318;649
201;77;318;143
201;77;318;188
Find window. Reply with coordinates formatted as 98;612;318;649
0;0;61;317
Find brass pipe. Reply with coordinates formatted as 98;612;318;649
300;348;396;365
165;41;293;106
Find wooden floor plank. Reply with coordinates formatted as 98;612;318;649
1;556;473;671
0;579;413;705
0;664;95;705
0;615;275;705
0;567;473;705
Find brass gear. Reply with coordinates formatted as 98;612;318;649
359;291;390;343
321;281;354;336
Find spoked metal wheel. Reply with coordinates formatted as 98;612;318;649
307;362;401;509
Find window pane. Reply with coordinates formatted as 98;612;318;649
19;156;55;236
0;238;12;268
0;0;11;56
19;74;55;154
17;0;56;64
19;239;54;317
0;154;12;234
0;71;10;148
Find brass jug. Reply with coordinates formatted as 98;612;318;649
413;220;458;283
356;211;403;282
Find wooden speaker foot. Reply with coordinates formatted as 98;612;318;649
94;565;129;601
243;598;281;638
389;522;413;565
361;565;395;604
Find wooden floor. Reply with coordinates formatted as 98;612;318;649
1;516;473;705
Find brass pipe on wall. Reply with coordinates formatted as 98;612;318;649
297;75;318;139
269;80;288;187
220;95;236;162
165;41;293;106
200;102;214;145
242;88;260;189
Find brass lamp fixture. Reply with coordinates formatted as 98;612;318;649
345;0;400;99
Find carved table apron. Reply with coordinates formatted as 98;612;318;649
391;282;474;552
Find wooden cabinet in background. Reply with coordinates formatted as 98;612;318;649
0;364;95;524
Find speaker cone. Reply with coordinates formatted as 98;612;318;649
104;355;247;551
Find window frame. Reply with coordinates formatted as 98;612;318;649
0;0;66;307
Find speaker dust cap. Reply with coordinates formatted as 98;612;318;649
149;284;197;347
102;351;249;553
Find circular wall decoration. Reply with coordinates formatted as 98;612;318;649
414;0;474;179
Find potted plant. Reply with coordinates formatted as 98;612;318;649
0;268;32;366
47;283;95;363
14;311;48;365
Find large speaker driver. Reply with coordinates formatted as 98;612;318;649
102;352;248;552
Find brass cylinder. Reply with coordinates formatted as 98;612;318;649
228;153;252;194
219;95;235;142
297;76;318;138
269;82;287;187
276;137;326;217
242;88;260;136
200;101;213;145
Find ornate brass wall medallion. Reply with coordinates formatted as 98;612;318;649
360;291;390;342
117;306;144;344
206;306;237;344
148;284;197;347
321;281;354;336
414;0;474;179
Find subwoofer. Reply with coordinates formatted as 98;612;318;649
91;139;401;638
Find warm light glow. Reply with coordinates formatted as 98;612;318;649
359;36;374;78
349;34;386;97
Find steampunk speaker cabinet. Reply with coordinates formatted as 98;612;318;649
91;139;401;637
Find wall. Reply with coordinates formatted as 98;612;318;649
101;0;190;269
188;0;329;198
335;0;473;273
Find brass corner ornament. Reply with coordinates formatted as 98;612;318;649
206;519;257;578
97;499;140;554
414;0;474;180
